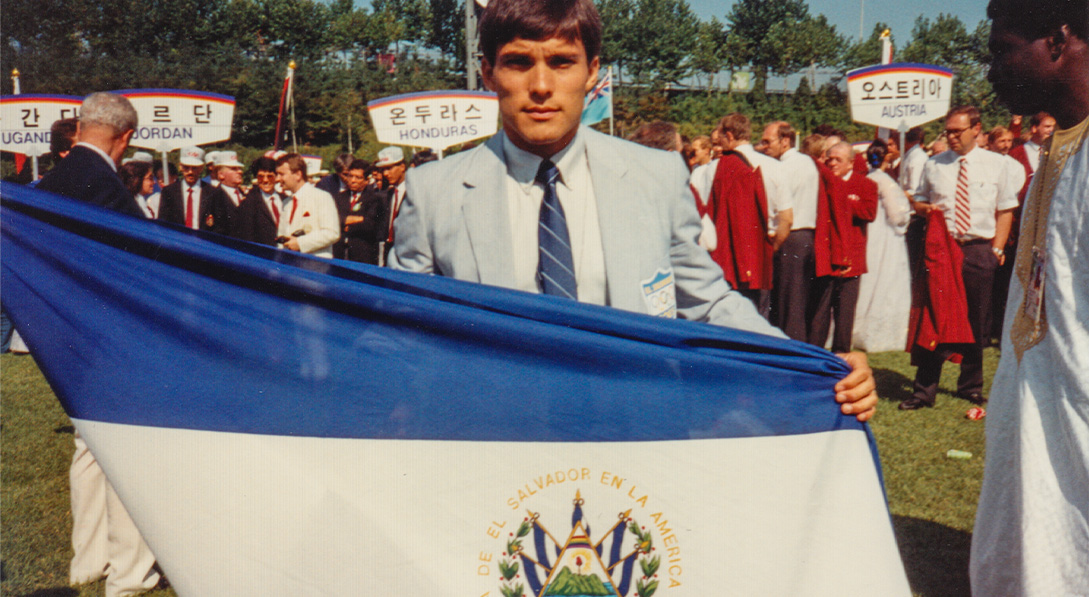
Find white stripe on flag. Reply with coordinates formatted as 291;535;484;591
80;419;911;596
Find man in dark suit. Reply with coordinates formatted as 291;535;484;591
233;157;282;246
316;153;354;196
34;92;163;595
36;96;142;217
157;145;231;235
332;159;387;264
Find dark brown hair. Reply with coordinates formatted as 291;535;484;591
479;0;602;64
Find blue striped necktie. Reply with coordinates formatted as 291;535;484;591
536;160;577;300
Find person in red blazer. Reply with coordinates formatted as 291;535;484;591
809;142;878;352
705;149;774;316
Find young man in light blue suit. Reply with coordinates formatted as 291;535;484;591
390;0;877;421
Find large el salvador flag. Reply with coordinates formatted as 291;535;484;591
1;184;910;596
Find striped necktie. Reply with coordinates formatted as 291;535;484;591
536;160;577;300
954;157;971;237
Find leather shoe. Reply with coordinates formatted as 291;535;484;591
899;397;934;410
959;392;986;405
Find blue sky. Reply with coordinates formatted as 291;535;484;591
688;0;988;45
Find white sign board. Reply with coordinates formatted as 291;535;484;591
117;89;236;152
368;90;498;151
0;95;83;156
301;155;324;178
846;63;954;131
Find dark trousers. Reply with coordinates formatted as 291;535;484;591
912;241;998;402
808;275;861;353
771;229;815;341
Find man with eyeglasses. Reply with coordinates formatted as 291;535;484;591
902;106;1020;410
234;157;283;246
332;159;387;264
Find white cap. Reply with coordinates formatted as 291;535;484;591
179;146;205;167
205;150;221;166
375;146;404;168
215;150;244;168
130;151;153;163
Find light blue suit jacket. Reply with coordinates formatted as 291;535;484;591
390;126;782;337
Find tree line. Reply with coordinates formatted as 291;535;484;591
2;0;1005;151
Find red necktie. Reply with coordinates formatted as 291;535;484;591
236;189;244;205
270;197;280;226
185;187;195;229
350;192;360;209
954;158;970;237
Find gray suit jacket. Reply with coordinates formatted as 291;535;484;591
390;126;782;337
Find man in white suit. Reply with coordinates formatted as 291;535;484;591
274;153;340;258
390;0;877;420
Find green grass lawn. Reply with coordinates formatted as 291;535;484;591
1;349;997;596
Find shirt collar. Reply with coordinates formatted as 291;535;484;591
502;129;585;193
75;142;117;172
960;145;983;163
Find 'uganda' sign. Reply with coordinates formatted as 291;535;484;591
118;89;236;152
846;63;953;131
368;90;498;151
0;95;83;156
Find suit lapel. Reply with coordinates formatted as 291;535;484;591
584;127;641;307
461;134;515;287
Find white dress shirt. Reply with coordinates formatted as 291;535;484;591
736;143;790;232
278;182;340;258
914;147;1019;241
898;144;929;196
223;185;245;207
180;181;203;230
502;132;607;306
1022;140;1042;173
779;147;819;230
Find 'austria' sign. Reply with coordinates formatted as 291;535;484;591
846;63;953;131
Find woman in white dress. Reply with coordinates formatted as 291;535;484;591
852;139;914;352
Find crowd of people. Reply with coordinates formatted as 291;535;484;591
2;0;1085;594
623;106;1051;411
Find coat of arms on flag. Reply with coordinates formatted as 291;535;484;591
582;68;613;127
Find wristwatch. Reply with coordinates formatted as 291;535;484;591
992;247;1004;258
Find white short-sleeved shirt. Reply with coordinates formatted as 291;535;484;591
914;146;1020;241
899;144;929;196
736;143;790;232
779;148;819;230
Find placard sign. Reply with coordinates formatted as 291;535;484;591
368;90;497;151
117;89;236;152
846;63;953;131
0;94;83;156
301;155;324;178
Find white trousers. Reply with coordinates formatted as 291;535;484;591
69;433;160;596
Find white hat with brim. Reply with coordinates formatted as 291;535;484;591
375;146;404;168
215;150;244;168
179;146;205;167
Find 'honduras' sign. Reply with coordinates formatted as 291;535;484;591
117;89;235;151
0;94;83;156
846;63;954;131
368;90;498;151
1;184;910;596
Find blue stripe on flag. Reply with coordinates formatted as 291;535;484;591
2;184;862;445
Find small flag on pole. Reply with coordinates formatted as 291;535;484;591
581;68;612;126
274;61;295;151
